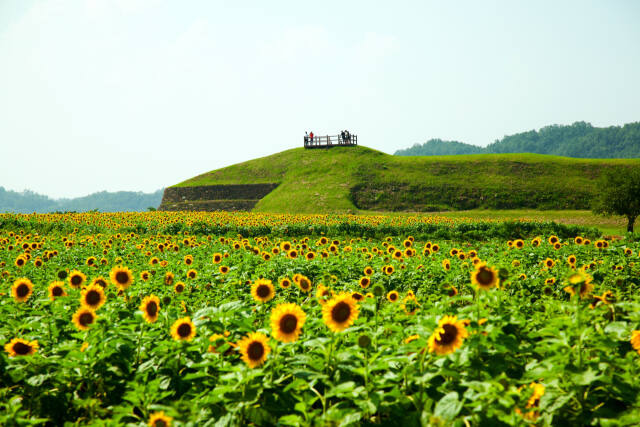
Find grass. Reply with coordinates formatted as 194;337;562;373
171;146;640;216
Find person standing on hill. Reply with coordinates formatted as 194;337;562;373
304;131;309;146
309;131;314;145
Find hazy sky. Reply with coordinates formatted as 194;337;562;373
1;1;639;198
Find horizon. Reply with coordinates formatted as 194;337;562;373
1;1;639;198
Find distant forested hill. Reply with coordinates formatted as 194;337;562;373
395;121;640;158
395;139;484;156
0;188;164;213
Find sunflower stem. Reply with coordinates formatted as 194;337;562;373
476;289;482;377
575;295;582;370
270;341;279;388
135;322;145;367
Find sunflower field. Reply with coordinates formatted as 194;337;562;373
1;212;640;426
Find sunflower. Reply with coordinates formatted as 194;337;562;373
140;295;161;323
364;266;374;276
387;290;399;303
631;331;640;355
401;294;420;315
296;275;312;293
14;255;26;268
574;236;584;245
80;284;106;310
544;258;555;268
427;315;469;356
383;265;395;275
164;271;175;285
219;265;229;274
91;276;109;289
72;307;97;331
279;277;291;288
110;266;134;289
548;235;559;245
4;338;38;357
442;259;451;271
316;284;332;304
237;332;270;368
471;263;499;291
567;255;577;266
514;239;525;249
322;293;359;332
516;382;545;421
358;276;371;289
12;278;33;302
68;270;87;289
280;241;292;251
140;270;151;281
170;317;196;341
270;303;306;343
174;282;185;294
447;285;459;297
564;271;594;298
48;281;67;300
251;279;275;303
184;255;193;265
148;411;172;427
305;251;316;261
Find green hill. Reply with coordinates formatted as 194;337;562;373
160;146;640;213
0;187;164;213
395;121;640;158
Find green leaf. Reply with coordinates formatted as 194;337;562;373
434;391;463;420
604;322;629;340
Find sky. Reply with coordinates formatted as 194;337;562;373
1;0;639;198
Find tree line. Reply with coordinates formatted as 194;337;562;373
0;187;164;213
395;121;640;158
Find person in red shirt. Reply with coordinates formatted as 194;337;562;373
309;131;314;145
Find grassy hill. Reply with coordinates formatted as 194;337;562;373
167;146;640;213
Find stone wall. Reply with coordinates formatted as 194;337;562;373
158;184;278;212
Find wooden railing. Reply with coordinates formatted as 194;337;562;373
304;134;358;148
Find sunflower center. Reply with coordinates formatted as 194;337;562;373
176;284;184;292
436;324;458;345
16;283;30;298
146;301;158;316
79;312;94;326
390;293;398;301
71;275;82;286
279;314;298;334
177;323;192;338
13;341;32;355
153;420;167;427
247;341;265;361
476;268;494;285
95;279;107;288
299;279;310;290
115;271;129;284
256;285;271;298
331;302;351;323
52;286;63;296
85;290;101;306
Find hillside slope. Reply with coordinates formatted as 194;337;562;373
162;146;640;213
395;121;640;158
